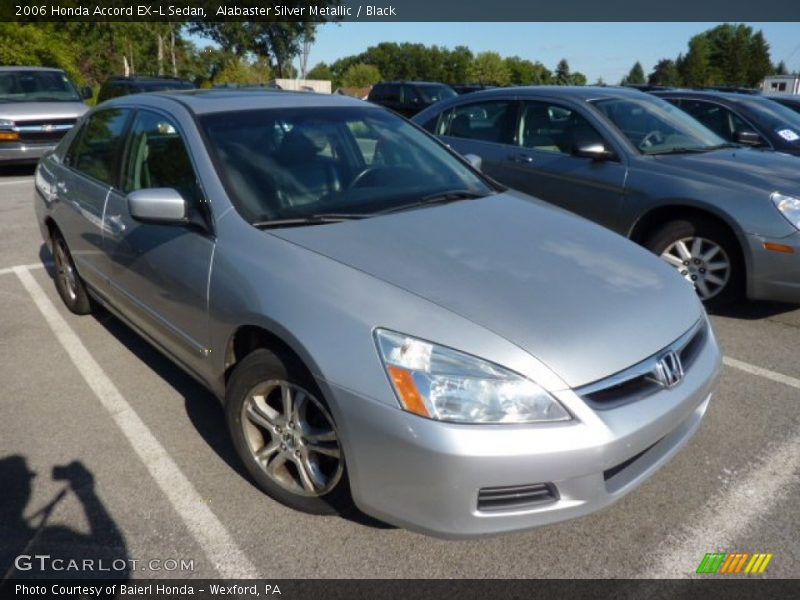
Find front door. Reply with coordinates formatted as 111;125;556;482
103;109;215;377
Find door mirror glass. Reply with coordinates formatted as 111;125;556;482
127;188;187;223
734;129;762;145
572;143;613;160
463;153;483;171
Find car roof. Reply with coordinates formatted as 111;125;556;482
453;85;651;101
0;66;65;73
106;75;191;83
653;89;760;102
102;89;371;114
375;81;452;86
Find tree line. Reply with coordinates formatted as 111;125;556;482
621;24;788;88
0;21;792;99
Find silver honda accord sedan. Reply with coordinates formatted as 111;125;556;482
34;90;721;538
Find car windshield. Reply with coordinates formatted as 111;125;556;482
591;95;726;154
745;97;800;144
417;85;457;104
0;70;82;103
200;106;493;223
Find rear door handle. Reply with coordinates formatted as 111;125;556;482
508;152;534;164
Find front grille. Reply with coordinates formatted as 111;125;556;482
13;119;76;144
578;319;707;410
477;482;558;512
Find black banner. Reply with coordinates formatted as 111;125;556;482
3;0;800;22
3;579;800;600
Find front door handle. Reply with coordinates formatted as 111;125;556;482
508;152;534;164
106;214;126;235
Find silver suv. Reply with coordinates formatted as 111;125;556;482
0;67;89;165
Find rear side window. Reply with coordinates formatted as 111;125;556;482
65;109;131;185
443;100;516;144
123;110;202;207
379;84;400;103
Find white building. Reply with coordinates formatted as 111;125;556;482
762;75;800;95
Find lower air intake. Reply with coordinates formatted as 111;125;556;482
477;482;558;512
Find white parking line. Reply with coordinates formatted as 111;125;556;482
643;431;800;578
643;358;800;578
0;178;33;186
13;265;259;579
723;356;800;390
0;262;47;277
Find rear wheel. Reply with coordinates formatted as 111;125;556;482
225;348;352;514
52;231;92;315
645;218;743;308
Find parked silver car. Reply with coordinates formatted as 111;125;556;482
35;90;721;538
414;87;800;307
0;67;89;164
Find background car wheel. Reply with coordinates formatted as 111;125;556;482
225;348;352;515
645;218;743;308
52;231;93;315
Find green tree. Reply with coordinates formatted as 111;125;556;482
570;72;587;86
747;31;773;86
680;35;712;87
555;59;571;85
648;59;681;86
212;57;271;86
306;62;334;81
622;61;646;85
774;60;789;75
340;63;382;87
504;56;551;85
467;52;510;85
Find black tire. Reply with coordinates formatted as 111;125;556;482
52;230;93;315
644;218;744;309
225;348;352;515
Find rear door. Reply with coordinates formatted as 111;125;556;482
500;99;628;231
56;108;132;290
102;108;215;376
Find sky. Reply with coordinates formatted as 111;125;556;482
299;22;800;84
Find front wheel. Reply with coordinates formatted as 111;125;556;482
645;218;743;308
225;349;352;514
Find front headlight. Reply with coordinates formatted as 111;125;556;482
375;329;571;424
772;192;800;230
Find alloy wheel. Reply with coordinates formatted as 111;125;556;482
241;380;343;497
54;239;78;302
660;236;731;301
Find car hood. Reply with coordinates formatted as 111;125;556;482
0;102;88;121
272;192;702;388
648;147;800;191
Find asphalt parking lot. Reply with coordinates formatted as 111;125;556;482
0;167;798;580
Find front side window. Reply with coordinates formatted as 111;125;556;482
66;109;130;185
416;84;457;104
518;101;605;154
0;70;82;103
123;110;202;207
200;107;493;223
674;100;748;142
591;95;725;154
443;100;516;145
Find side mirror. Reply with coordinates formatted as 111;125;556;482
572;142;614;161
734;129;762;146
463;153;483;171
128;188;188;224
81;86;93;100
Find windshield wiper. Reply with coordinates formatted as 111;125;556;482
375;189;488;216
252;213;367;229
647;143;739;155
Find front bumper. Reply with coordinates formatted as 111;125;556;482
0;142;56;164
324;325;721;538
746;230;800;303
